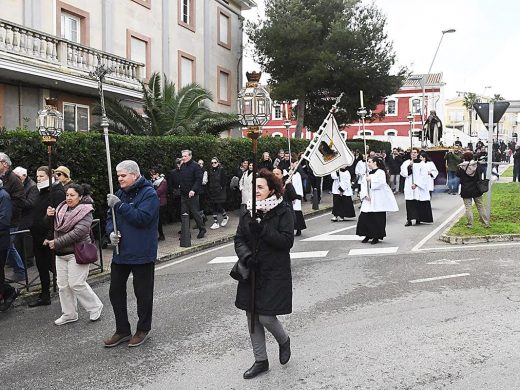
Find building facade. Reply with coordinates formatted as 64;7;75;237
343;73;445;149
0;0;254;131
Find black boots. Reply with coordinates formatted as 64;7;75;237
279;336;291;365
243;360;269;379
28;296;51;307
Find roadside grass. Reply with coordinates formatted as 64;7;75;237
501;166;513;177
448;183;520;236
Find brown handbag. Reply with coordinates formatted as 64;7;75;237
74;230;98;265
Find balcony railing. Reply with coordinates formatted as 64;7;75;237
0;19;144;90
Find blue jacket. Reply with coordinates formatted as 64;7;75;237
0;188;12;250
106;176;159;264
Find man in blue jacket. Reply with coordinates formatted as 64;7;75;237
0;179;16;312
104;160;159;348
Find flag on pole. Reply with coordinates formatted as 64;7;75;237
303;113;354;177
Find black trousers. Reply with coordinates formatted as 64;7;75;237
109;262;155;335
0;248;13;297
158;205;167;237
32;233;52;298
181;195;205;230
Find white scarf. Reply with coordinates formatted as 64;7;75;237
246;194;283;215
37;178;55;191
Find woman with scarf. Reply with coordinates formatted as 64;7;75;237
456;151;490;228
150;167;167;241
27;167;65;307
45;183;103;325
356;157;398;244
234;168;294;379
330;167;355;222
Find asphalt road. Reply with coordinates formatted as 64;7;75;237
1;192;520;390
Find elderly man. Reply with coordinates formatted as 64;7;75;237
0;153;26;282
179;149;206;239
104;160;159;348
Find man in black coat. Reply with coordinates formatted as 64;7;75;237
0;153;26;281
167;158;182;222
179;150;206;238
513;145;520;182
386;148;402;194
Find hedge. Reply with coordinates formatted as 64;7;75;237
0;130;389;226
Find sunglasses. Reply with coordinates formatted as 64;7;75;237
211;161;218;164
55;172;63;176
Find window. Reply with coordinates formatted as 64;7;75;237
178;51;196;87
273;104;282;119
179;0;195;31
218;8;231;49
63;103;89;131
411;98;421;115
357;130;374;136
385;98;397;116
217;67;231;106
127;30;151;79
271;132;283;138
57;2;90;45
385;129;398;136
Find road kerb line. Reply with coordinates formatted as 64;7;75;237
409;273;470;284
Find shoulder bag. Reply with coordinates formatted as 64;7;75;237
75;230;98;265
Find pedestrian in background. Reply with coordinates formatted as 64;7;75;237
330;167;355;222
179;150;206;239
289;158;306;236
45;184;103;325
207;157;229;229
386;148;402;194
356;157;398;244
104;160;159;348
457;151;490;228
54;166;73;190
513;145;520;182
150;167;167;241
197;159;209;218
234;168;293;379
166;158;182;223
27;166;65;307
239;161;253;211
445;149;462;194
258;152;273;171
273;149;284;169
0;179;17;312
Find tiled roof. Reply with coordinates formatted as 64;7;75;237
403;73;444;87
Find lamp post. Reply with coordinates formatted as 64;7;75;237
90;56;119;254
283;119;292;159
421;28;456;147
37;98;63;201
407;112;415;184
237;71;271;333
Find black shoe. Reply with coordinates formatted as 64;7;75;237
279;336;291;365
28;297;51;307
404;221;412;227
0;289;19;312
158;235;165;241
370;238;380;245
361;237;370;243
243;360;269;379
197;228;206;239
295;230;301;237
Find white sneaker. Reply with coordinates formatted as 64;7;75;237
210;222;220;230
220;216;229;227
90;304;103;322
331;216;338;222
54;314;78;326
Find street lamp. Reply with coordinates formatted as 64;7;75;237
37;97;63;196
407;112;415;151
237;70;271;334
421;28;456;146
283;119;292;158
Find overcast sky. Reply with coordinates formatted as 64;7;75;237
242;0;519;100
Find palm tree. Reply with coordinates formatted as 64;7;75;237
462;92;478;136
102;72;239;136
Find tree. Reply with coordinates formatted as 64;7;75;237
247;0;406;137
490;94;505;102
462;92;479;136
101;73;239;136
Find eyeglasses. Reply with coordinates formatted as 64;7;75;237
211;161;218;164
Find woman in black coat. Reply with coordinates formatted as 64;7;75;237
28;166;65;307
456;151;490;228
207;157;229;230
234;168;294;379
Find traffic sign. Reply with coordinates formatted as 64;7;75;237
473;101;510;128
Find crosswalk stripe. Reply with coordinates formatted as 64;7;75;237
348;247;399;256
208;250;329;264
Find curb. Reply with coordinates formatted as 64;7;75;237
14;204;333;307
439;232;520;245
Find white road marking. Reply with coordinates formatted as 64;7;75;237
426;258;479;265
155;243;235;271
348;247;399;256
411;205;465;252
409;273;470;283
301;225;357;241
417;242;520;252
208;250;329;264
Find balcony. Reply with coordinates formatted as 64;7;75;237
0;19;144;99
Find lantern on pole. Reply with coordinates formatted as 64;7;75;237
37;97;63;198
236;71;271;333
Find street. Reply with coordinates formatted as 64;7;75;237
1;192;520;390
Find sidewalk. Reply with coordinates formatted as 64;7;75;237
14;193;334;301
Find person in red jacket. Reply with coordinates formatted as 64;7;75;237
150;167;168;241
